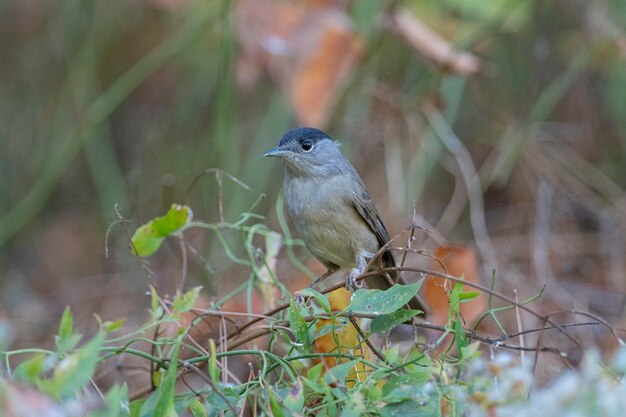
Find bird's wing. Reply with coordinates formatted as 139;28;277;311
351;180;428;313
351;187;391;248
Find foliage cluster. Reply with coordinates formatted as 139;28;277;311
2;201;624;416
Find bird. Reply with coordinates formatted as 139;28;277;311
264;127;426;313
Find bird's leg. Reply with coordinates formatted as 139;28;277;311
345;256;367;291
295;267;338;306
306;268;337;289
345;269;362;291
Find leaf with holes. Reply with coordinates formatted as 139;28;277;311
283;378;305;413
296;287;332;314
289;301;310;352
370;310;421;334
346;282;422;315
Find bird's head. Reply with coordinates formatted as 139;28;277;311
264;127;345;177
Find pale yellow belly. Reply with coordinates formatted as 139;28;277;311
285;177;379;269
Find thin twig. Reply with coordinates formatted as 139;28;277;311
348;317;386;363
177;235;188;292
514;289;525;367
422;102;499;277
183;362;238;415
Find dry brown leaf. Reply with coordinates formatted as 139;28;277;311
424;245;486;327
290;20;363;126
313;287;371;386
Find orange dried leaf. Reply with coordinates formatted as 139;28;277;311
291;23;363;126
313;288;360;368
424;245;486;327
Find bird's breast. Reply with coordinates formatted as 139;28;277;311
283;174;379;269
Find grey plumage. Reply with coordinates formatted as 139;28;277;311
264;127;426;313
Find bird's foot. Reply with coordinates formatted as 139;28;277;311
345;268;363;291
294;293;308;308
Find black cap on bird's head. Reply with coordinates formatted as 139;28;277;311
264;127;331;158
264;127;348;176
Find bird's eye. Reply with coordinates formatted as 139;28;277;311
301;140;313;152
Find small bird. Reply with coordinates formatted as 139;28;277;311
264;127;426;313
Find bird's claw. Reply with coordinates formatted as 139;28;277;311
345;269;363;291
294;293;307;308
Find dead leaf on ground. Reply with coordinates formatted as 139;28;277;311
424;245;486;328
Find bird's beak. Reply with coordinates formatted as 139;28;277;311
263;146;290;158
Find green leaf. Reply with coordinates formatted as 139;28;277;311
323;360;358;385
268;389;286;417
295;288;332;314
386;345;400;365
43;332;105;399
89;384;130;417
380;399;438;417
289;301;310;352
460;341;481;361
56;307;81;353
129;399;145;417
340;392;365;417
454;316;468;353
314;317;349;340
150;286;163;318
448;281;464;314
306;362;324;382
172;286;202;314
205;386;239;415
187;398;208;417
449;279;479;304
448;282;470;352
327;385;338;416
283;378;304;413
402;353;432;379
301;376;326;395
56;334;82;355
370;310;420;333
13;354;45;382
101;319;126;333
208;339;219;383
151;368;163;388
58;306;73;342
131;224;165;258
346;282;422;315
152;339;181;417
150;204;192;236
109;384;130;417
382;375;430;403
459;291;479;302
138;392;159;417
131;204;192;257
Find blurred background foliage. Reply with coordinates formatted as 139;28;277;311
1;0;625;353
